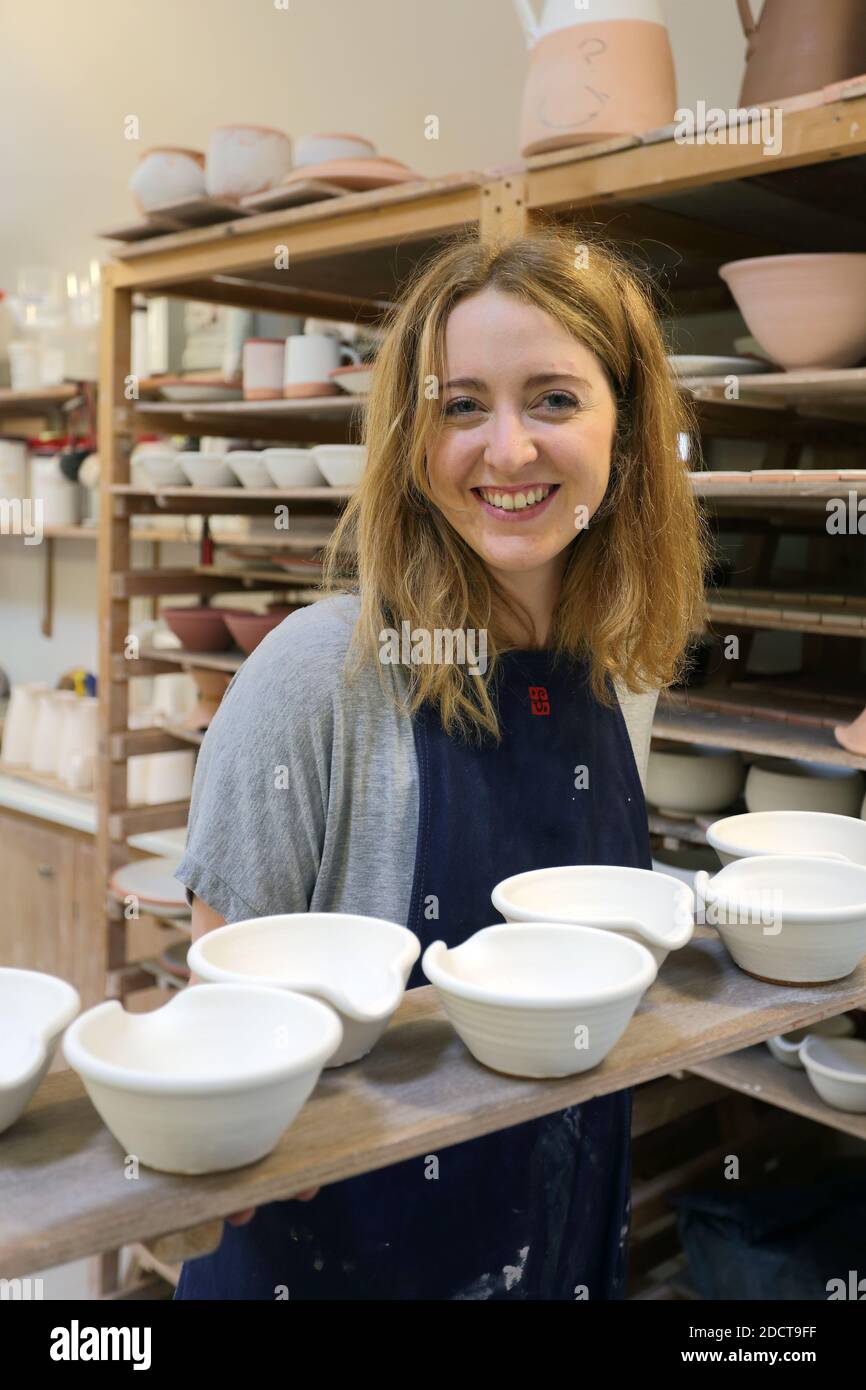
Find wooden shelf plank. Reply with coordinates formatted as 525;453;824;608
689;1043;866;1142
138;644;243;673
3;934;865;1278
654;698;866;771
0;384;82;415
136;395;362;419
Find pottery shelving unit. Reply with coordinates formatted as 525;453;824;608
52;96;862;1292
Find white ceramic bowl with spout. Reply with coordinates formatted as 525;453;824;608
63;984;341;1174
491;864;694;968
694;855;866;985
0;969;81;1134
422;923;656;1078
800;1035;866;1112
766;1014;856;1069
187;913;420;1067
707;810;866;868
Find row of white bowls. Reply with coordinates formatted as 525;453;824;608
647;746;866;820
6;810;866;1173
137;445;367;491
766;1015;866;1114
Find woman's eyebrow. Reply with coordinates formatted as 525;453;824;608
444;372;593;391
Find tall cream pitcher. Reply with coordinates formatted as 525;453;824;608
513;0;677;156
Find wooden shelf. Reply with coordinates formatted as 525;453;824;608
689;1043;866;1143
137;643;244;674
136;395;363;421
0;384;82;415
111;484;351;516
654;695;866;771
4;933;866;1279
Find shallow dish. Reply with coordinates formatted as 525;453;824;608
311;444;367;487
187;913;420;1067
226;451;272;489
668;355;770;378
800;1036;866;1113
647;744;744;817
766;1014;856;1068
490;864;694;968
694;854;866;985
707;810;866;868
180;454;237;488
744;756;865;817
262;448;323;488
422;923;656;1078
0;969;81;1134
108;855;189;918
329;364;374;395
63;985;341;1173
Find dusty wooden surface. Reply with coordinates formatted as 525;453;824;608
690;1042;866;1141
2;934;865;1277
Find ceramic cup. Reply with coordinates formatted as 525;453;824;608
30;691;77;776
242;338;286;400
129;147;206;213
284;334;358;389
205;124;292;199
0;683;49;766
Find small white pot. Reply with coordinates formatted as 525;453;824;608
0;969;80;1134
226;451;271;489
129;147;206;212
187;913;420;1067
140;453;189;488
0;682;49;766
707;811;866;868
312;444;367;487
646;744;744;816
205;124;292;199
422;923;656;1078
491;864;694;968
744;757;865;817
180;453;237;488
262;448;323;488
694;855;866;985
63;985;341;1174
800;1036;866;1113
766;1014;856;1069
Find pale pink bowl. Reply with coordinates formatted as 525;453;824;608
719;254;866;370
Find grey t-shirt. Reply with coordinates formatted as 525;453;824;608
176;594;659;924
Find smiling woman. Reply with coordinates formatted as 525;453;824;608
176;227;710;1302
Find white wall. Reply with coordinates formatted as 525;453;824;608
1;0;751;685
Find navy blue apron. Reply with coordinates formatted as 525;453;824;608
175;649;651;1300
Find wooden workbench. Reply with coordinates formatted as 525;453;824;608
2;929;865;1278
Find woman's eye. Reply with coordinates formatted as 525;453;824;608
536;390;580;412
443;396;481;418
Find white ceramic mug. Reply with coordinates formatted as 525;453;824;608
242;338;286;400
284;334;358;387
0;683;48;766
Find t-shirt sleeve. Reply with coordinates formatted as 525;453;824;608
174;615;334;922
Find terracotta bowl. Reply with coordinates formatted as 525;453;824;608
719;254;866;370
162;606;239;653
224;606;295;655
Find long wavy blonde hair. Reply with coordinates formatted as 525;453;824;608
323;227;709;741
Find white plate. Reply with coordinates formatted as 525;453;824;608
108;855;188;915
668;355;771;378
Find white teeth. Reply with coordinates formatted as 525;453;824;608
478;485;552;511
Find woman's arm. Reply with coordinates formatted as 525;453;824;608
189;894;319;1222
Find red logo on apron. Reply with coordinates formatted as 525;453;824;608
529;685;550;716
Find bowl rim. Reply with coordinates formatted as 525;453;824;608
490;864;694;946
800;1035;866;1085
699;854;866;922
706;810;866;859
719;252;866;278
422;922;657;1008
63;984;342;1094
0;968;81;1046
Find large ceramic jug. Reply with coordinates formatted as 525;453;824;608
738;0;866;107
514;0;677;156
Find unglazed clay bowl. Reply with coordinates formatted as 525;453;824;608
744;757;865;817
161;606;239;653
129;146;205;212
0;969;80;1134
800;1036;866;1113
180;453;237;488
718;254;866;370
262;448;323;488
646;744;744;817
694;855;866;985
205;124;292;199
226;450;272;489
293;132;377;166
223;606;294;655
422;923;656;1079
187;914;421;1067
491;864;694;968
766;1014;856;1069
139;452;188;488
311;444;367;487
63;985;341;1174
707;811;866;868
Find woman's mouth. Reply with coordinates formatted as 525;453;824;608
472;483;559;520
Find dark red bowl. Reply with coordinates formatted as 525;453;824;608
162;606;242;652
224;607;295;655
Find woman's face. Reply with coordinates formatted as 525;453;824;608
426;288;617;584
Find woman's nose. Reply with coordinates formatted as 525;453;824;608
481;409;538;472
